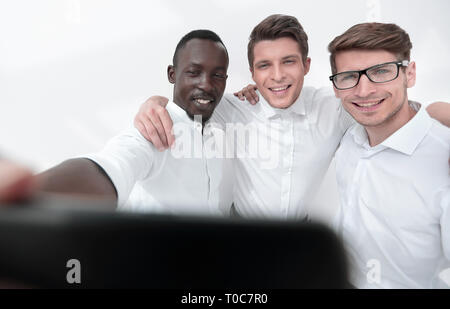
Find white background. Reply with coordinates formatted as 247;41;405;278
1;0;449;170
0;0;449;285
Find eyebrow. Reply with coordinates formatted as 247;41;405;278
282;54;301;60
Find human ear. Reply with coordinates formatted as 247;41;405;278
406;61;416;88
167;65;176;84
303;57;312;76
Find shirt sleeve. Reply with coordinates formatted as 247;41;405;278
83;128;157;206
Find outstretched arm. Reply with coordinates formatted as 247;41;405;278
37;158;117;200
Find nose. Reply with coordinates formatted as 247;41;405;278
271;64;285;82
354;74;376;97
197;73;214;93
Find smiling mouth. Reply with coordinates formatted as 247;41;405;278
352;98;385;109
193;98;215;105
269;85;291;93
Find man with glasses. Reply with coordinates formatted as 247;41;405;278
329;22;449;288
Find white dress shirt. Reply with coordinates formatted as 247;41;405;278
213;87;354;219
85;101;234;216
334;102;450;288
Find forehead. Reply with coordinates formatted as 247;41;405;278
335;49;398;72
253;37;302;62
177;38;228;68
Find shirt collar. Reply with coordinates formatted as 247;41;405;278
167;101;192;123
257;89;306;119
381;102;432;155
167;100;223;134
349;101;432;155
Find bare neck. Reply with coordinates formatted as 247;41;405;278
365;101;417;147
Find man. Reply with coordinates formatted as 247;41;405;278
136;15;354;219
134;14;448;220
36;30;233;216
328;22;449;288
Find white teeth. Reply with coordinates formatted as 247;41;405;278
355;100;383;107
271;86;288;91
195;99;211;104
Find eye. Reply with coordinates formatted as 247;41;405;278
257;63;269;69
186;70;200;76
284;59;295;64
214;73;226;79
373;68;391;75
339;73;358;82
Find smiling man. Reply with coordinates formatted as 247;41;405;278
37;30;233;215
135;15;356;219
329;23;450;289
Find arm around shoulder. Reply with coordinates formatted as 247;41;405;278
427;102;450;127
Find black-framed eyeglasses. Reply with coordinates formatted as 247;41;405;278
329;60;410;90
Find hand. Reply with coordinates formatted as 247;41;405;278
233;84;259;105
426;102;450;127
0;160;35;204
133;96;174;150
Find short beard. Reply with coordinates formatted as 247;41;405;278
359;85;408;128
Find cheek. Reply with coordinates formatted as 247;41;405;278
290;65;305;79
252;71;266;86
334;90;349;103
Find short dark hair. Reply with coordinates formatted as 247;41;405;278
248;14;309;68
328;22;413;74
172;30;229;67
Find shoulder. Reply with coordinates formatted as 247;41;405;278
108;127;152;144
302;86;340;116
303;86;355;132
427;118;450;151
101;128;158;157
211;93;256;123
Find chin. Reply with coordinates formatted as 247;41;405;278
269;99;294;109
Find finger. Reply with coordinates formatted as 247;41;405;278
0;161;34;203
148;109;168;148
159;109;175;147
142;117;165;151
249;87;259;104
134;119;150;141
243;88;256;105
233;91;245;101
